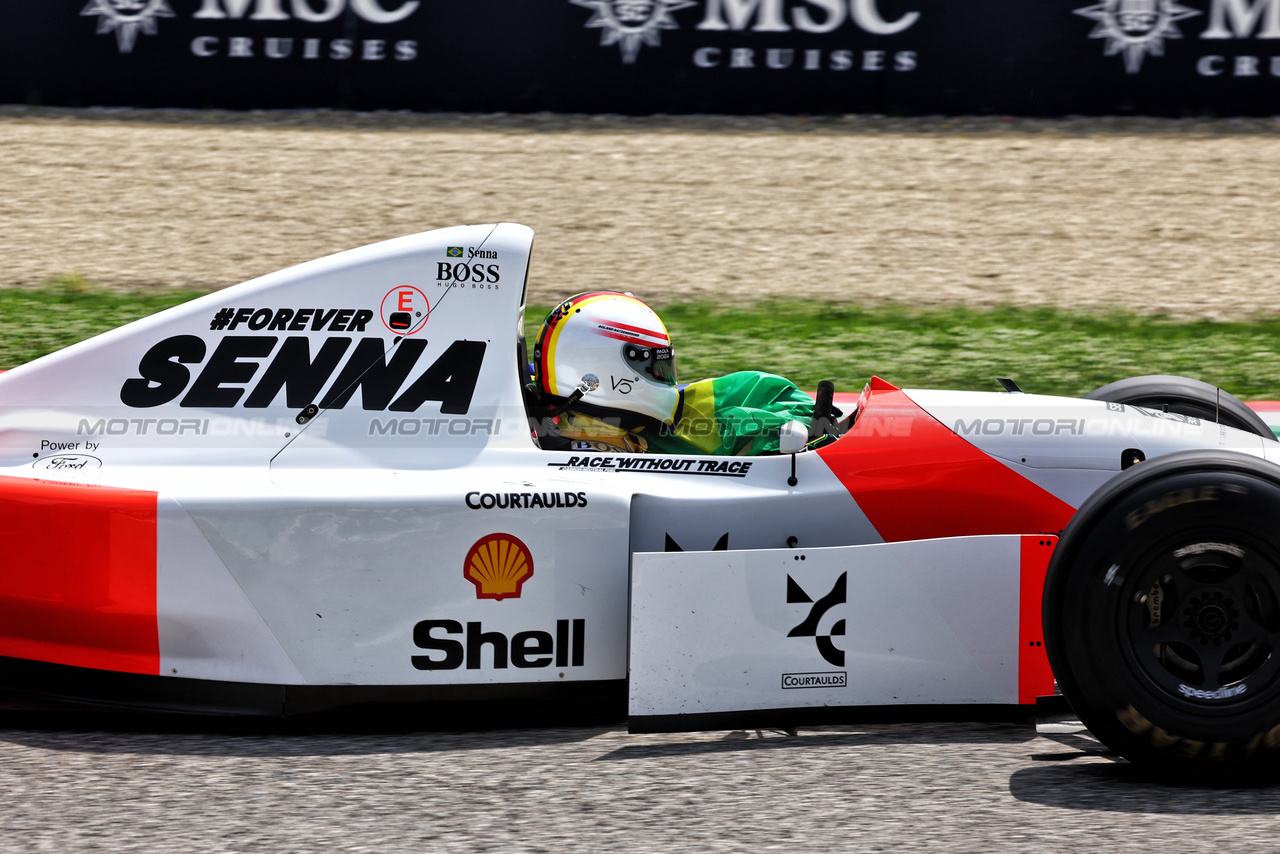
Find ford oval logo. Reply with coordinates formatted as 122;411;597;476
33;454;103;471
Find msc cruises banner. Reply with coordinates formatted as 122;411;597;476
2;0;1279;115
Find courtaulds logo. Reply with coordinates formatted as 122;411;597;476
571;0;697;64
1075;0;1200;73
787;572;846;667
82;0;174;54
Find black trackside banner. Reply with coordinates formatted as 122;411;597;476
4;0;1280;115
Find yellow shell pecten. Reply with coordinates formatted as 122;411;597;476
464;533;534;600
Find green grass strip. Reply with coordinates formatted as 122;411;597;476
531;301;1280;400
3;285;1279;400
0;280;207;370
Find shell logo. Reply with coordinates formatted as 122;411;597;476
464;533;534;600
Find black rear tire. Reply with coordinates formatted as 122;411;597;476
1044;450;1280;778
1085;375;1273;440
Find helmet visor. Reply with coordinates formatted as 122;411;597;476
623;344;677;386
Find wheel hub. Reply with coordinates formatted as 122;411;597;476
1182;591;1239;646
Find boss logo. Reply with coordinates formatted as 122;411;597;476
437;262;500;284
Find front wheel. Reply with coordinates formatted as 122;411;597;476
1044;450;1280;777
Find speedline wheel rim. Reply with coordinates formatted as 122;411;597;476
1117;527;1280;716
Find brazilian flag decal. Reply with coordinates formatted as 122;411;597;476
446;247;464;257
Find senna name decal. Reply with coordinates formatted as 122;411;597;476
121;334;486;413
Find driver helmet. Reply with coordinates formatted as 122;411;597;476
534;291;680;424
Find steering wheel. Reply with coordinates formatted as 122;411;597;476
809;380;839;441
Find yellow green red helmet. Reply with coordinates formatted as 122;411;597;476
533;291;680;424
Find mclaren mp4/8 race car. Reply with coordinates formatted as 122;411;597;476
3;222;1280;776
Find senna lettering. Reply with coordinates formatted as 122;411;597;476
208;307;373;332
549;455;753;476
120;335;485;413
411;618;585;670
465;491;588;509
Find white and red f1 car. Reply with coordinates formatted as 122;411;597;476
3;223;1280;775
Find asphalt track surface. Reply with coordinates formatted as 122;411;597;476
0;710;1277;853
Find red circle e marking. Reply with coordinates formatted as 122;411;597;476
380;286;429;335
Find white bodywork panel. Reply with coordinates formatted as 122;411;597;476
623;449;883;553
629;536;1024;718
164;455;633;685
149;446;869;688
908;389;1271;508
157;497;305;684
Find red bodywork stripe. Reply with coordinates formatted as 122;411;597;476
817;382;1072;704
0;476;159;674
817;380;1076;543
1019;535;1057;704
